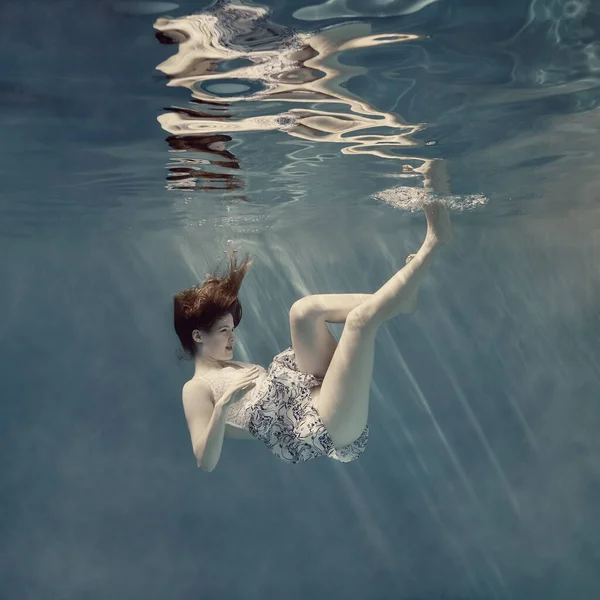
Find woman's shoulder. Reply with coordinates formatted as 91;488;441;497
181;378;215;406
182;376;212;391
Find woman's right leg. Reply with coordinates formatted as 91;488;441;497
313;201;452;448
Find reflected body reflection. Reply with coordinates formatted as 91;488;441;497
155;0;432;197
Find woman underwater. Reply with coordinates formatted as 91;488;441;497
173;160;453;471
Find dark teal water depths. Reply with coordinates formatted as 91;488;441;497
1;1;599;598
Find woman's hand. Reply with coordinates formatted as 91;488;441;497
217;366;262;407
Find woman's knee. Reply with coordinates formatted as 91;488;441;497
346;305;379;331
290;296;321;320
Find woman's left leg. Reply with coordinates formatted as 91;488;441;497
289;294;370;378
290;275;419;378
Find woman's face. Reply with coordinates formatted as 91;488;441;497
196;313;236;360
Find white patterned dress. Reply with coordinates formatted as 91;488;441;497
247;347;369;464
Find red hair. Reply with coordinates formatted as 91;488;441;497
173;248;253;359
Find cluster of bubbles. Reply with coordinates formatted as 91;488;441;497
372;186;488;212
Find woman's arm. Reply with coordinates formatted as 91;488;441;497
182;380;228;472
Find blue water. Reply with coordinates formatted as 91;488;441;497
1;0;599;598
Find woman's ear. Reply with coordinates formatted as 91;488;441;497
192;330;202;344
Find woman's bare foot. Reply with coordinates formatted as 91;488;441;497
419;158;451;194
424;200;453;245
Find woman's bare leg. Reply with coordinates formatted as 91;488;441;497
313;201;453;447
290;293;370;378
291;256;426;378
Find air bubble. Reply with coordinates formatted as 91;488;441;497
372;186;488;212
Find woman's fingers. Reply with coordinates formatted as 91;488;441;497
243;368;258;384
238;367;259;386
239;367;260;385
